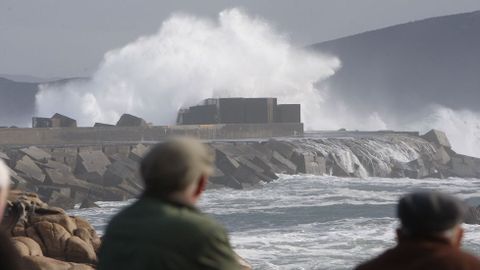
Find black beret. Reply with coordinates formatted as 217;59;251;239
397;191;466;235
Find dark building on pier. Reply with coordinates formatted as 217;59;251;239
177;98;301;125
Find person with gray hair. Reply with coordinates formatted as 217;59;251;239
0;160;22;270
98;137;242;270
355;191;480;270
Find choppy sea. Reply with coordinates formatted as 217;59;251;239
69;175;480;270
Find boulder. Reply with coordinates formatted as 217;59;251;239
12;236;44;256
65;236;97;264
116;114;148;127
422;129;451;148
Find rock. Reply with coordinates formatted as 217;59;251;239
422;129;451;148
21;256;94;270
4;191;100;270
116;114;148;127
15;155;46;183
20;146;52;162
79;198;100;209
65;236;97;264
12;236;44;256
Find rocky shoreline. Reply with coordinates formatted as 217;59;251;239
0;129;479;209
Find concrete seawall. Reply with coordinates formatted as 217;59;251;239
0;123;304;146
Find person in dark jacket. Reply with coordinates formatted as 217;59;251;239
98;138;242;270
0;160;22;270
355;191;480;270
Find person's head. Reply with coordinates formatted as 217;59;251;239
140;137;214;205
0;160;11;222
396;191;466;248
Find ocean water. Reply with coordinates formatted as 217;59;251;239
70;175;480;270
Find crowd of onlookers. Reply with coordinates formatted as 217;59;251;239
1;138;480;269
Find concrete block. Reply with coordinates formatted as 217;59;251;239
37;185;72;199
271;151;297;174
232;165;263;185
116;114;147;127
20;146;52;162
51;113;77;128
422;129;451;148
75;150;111;184
215;149;240;174
433;146;452;165
93;122;115;128
47;191;76;209
209;175;243;189
0;151;10;161
290;151;325;174
251;156;278;180
129;144;149;162
450;155;478;178
266;140;296;159
15;156;45;183
103;161;136;187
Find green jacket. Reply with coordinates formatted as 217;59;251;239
98;196;242;270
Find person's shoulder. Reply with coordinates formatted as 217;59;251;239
442;248;480;266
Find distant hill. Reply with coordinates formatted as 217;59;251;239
0;77;38;126
311;10;480;123
0;77;85;126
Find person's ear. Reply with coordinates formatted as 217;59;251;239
454;227;464;248
193;174;208;199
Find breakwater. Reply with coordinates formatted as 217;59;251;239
1;128;478;209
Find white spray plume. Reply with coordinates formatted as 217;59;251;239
36;9;340;128
405;106;480;158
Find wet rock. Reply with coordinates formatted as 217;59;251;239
209;175;243;189
12;236;43;256
465;205;480;224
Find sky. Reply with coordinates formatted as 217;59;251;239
1;0;480;78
